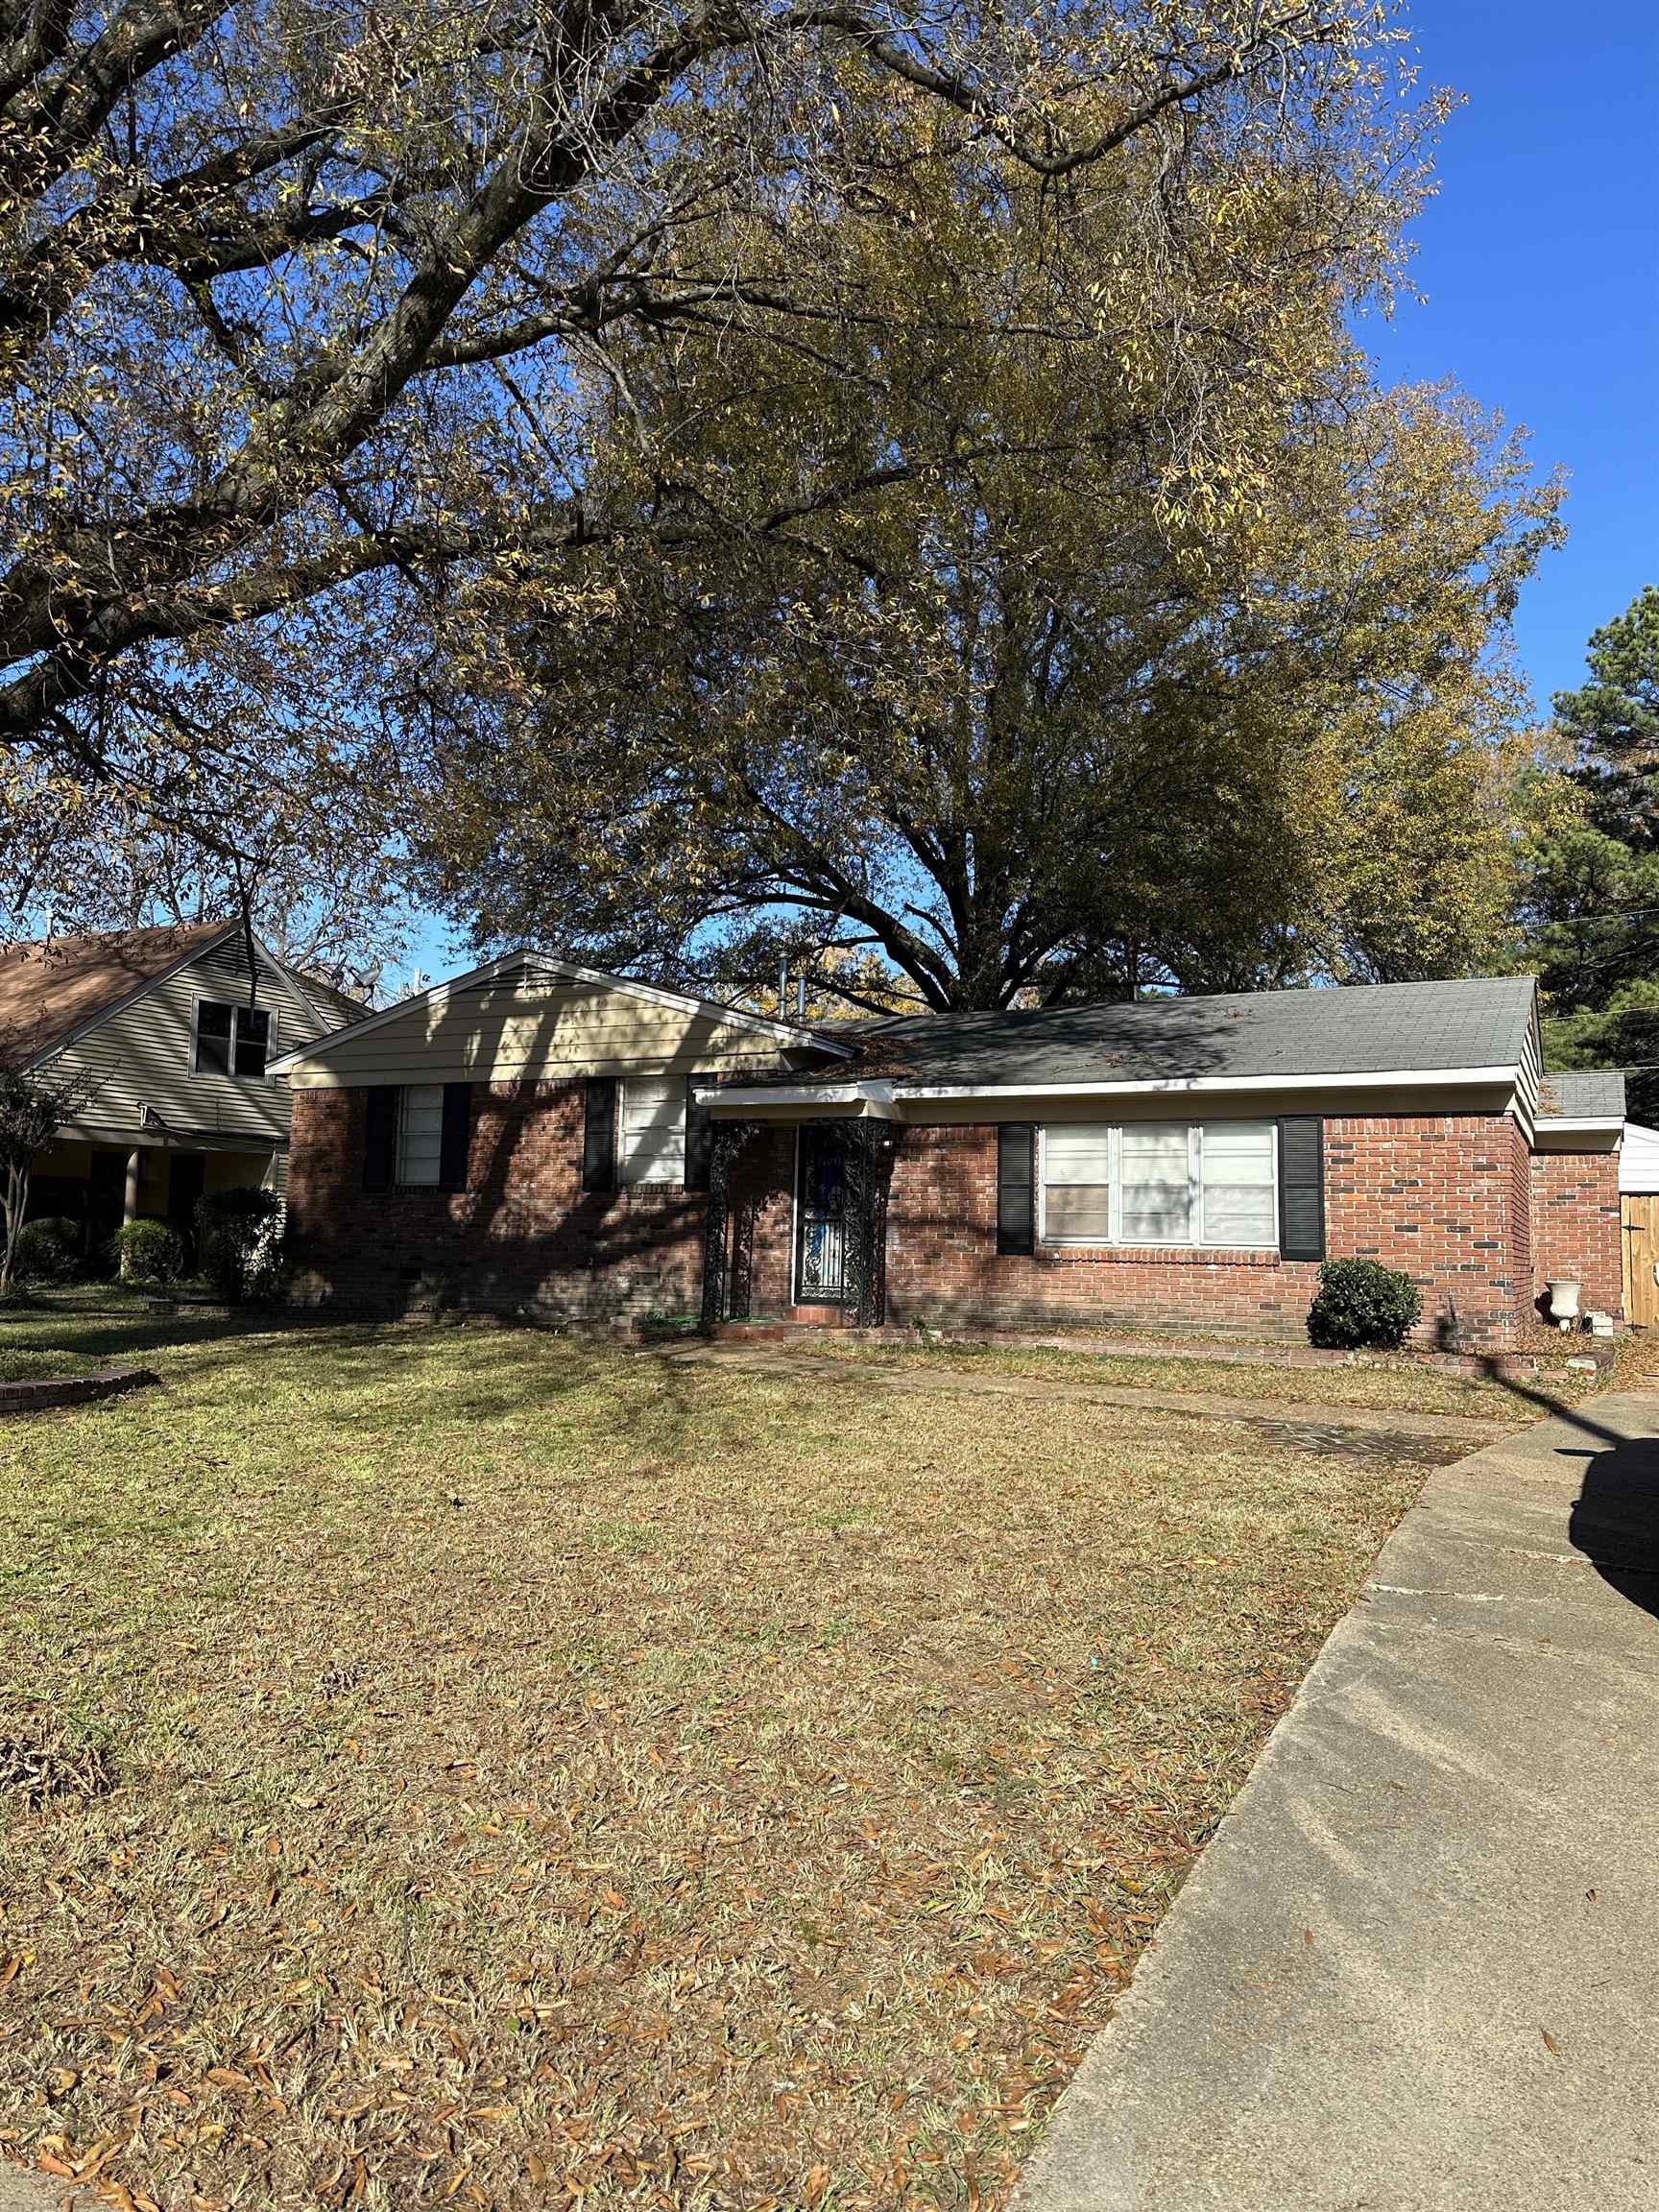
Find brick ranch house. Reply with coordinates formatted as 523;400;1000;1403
274;954;1627;1347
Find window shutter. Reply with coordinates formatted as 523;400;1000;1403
439;1082;471;1192
997;1124;1036;1256
685;1075;712;1191
583;1077;617;1192
1278;1117;1325;1260
362;1087;396;1193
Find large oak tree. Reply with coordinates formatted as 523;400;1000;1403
409;78;1561;1008
1;0;1403;969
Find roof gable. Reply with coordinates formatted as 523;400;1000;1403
268;950;853;1073
0;921;237;1065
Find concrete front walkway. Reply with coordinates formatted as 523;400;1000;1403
1017;1386;1659;2212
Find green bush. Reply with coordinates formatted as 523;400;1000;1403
197;1187;286;1303
113;1215;185;1287
12;1214;83;1284
1307;1258;1422;1351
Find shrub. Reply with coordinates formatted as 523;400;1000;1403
197;1188;286;1303
12;1214;83;1284
114;1215;185;1287
1307;1258;1422;1351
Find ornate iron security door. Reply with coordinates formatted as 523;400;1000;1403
795;1124;849;1304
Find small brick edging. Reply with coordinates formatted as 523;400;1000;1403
0;1364;157;1416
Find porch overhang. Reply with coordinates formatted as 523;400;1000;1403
57;1118;285;1156
1532;1116;1623;1151
698;1065;1524;1125
697;1080;902;1122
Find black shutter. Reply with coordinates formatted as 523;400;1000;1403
1278;1117;1325;1260
685;1075;712;1191
439;1082;472;1192
997;1123;1036;1256
583;1077;617;1192
363;1086;396;1192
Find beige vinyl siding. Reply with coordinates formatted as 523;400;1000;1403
284;972;799;1089
51;935;327;1147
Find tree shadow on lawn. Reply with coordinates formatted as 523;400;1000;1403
0;1287;364;1365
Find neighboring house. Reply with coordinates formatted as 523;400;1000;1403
275;954;1627;1347
0;921;363;1263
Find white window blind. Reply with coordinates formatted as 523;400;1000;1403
1042;1125;1114;1242
619;1076;685;1185
1198;1122;1277;1245
397;1085;445;1187
1040;1121;1278;1249
1118;1124;1192;1243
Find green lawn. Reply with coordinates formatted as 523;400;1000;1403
0;1343;96;1382
1;1301;1438;2209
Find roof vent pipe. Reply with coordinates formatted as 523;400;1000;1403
796;976;807;1021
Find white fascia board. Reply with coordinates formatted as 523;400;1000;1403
700;1063;1524;1118
699;1079;900;1118
269;948;851;1074
890;1066;1521;1102
1534;1116;1624;1139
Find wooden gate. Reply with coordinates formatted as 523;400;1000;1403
1622;1195;1659;1326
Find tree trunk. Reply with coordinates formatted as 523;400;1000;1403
0;1156;28;1295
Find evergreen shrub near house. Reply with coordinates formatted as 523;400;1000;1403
197;1189;286;1303
12;1215;82;1284
1307;1258;1422;1351
114;1216;185;1287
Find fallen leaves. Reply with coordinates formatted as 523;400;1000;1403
0;1320;1426;2211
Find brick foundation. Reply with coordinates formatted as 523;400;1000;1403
1529;1147;1623;1319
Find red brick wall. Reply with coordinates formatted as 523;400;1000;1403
877;1112;1534;1346
287;1082;708;1321
1529;1147;1623;1318
288;1091;1553;1346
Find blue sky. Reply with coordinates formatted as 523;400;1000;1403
1363;0;1658;709
402;2;1659;986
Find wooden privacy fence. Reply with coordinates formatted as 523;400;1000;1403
1621;1195;1659;1327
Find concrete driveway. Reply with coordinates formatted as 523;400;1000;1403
1017;1385;1659;2212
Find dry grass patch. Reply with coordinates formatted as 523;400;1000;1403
804;1334;1583;1421
0;1312;1427;2209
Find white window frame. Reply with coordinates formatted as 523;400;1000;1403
192;995;277;1081
1038;1120;1279;1251
618;1074;686;1187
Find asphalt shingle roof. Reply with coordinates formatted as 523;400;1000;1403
805;975;1539;1092
0;920;231;1065
1538;1069;1626;1120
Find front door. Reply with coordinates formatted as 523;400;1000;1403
795;1125;849;1306
168;1151;206;1263
85;1148;128;1273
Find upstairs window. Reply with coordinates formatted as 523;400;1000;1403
195;998;272;1079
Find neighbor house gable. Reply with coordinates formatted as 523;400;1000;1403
46;927;335;1151
270;951;852;1090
